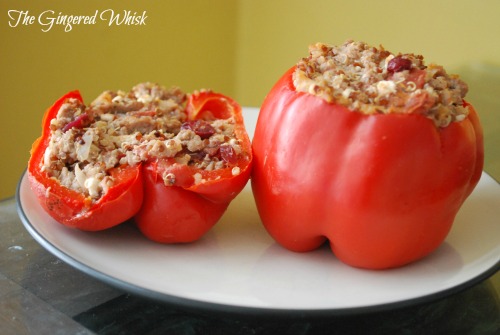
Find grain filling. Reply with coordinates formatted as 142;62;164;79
41;83;246;201
293;40;469;127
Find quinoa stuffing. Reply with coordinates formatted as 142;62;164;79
41;83;247;201
293;40;469;127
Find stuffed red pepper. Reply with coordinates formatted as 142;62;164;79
28;83;252;243
252;41;484;269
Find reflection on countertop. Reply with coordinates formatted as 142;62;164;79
1;193;499;333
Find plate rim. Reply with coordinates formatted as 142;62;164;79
15;169;500;317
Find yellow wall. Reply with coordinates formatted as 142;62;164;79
234;0;500;105
1;0;499;199
0;0;238;199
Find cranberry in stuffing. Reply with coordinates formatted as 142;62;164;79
181;120;215;139
387;56;412;73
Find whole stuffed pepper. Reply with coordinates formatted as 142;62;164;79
252;41;484;269
28;83;252;243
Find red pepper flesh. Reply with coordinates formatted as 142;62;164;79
28;89;252;241
134;91;253;243
28;91;143;231
251;67;484;269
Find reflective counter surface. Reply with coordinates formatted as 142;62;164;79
1;194;498;334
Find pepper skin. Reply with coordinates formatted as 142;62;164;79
28;91;143;231
135;91;253;243
251;67;484;269
28;90;252;242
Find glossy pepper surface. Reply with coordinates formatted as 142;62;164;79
135;91;253;242
28;89;252;242
251;67;484;269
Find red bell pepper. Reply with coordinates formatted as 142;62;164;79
251;67;484;269
134;91;253;242
28;91;143;231
28;89;252;242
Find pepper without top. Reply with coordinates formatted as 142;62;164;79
251;41;484;269
28;86;252;243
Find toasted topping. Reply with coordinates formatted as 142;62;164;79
41;83;247;200
293;40;469;127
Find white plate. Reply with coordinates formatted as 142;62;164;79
16;108;500;315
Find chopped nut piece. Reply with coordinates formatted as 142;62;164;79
231;166;241;176
163;172;176;186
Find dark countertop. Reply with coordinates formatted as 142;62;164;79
1;192;499;334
